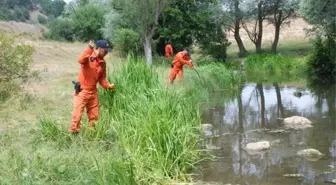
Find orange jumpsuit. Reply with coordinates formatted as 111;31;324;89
165;44;173;58
70;48;111;133
169;51;194;84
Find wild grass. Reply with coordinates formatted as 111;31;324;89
0;46;311;184
243;53;307;82
0;55;241;184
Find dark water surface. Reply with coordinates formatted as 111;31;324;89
199;83;336;185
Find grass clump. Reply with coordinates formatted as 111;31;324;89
99;56;203;183
244;54;306;81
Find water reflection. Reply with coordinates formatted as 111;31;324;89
200;83;336;184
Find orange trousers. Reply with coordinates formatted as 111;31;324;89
169;67;183;84
70;89;99;133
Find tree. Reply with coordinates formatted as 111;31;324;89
106;0;172;65
194;2;230;61
300;0;336;84
241;0;269;53
155;0;230;61
222;0;248;56
70;5;106;42
267;0;299;53
300;0;336;40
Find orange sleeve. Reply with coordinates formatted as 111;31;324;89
180;56;194;69
99;65;110;89
78;48;94;64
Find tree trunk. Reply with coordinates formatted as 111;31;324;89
234;0;247;55
144;35;152;65
271;24;280;53
234;25;247;55
256;1;263;53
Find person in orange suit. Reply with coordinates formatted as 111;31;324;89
165;42;174;58
169;47;194;84
70;40;114;134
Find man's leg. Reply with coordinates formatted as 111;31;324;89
70;91;87;133
86;91;99;128
177;69;183;84
169;68;178;84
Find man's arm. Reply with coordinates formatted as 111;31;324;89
98;64;112;89
180;55;194;69
78;40;95;64
78;48;93;64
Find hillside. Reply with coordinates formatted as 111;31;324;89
0;0;65;24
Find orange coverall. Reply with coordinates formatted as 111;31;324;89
169;51;194;84
70;48;111;133
165;44;173;58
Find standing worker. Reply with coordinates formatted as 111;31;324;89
70;40;115;134
169;47;194;84
165;41;174;58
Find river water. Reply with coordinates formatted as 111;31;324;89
199;82;336;185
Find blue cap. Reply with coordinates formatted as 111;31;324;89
96;40;112;52
184;47;190;56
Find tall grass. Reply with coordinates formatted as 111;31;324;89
0;56;241;185
99;57;203;183
244;54;307;82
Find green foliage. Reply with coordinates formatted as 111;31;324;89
301;0;336;82
37;0;66;18
70;5;106;41
244;54;306;81
300;0;336;39
44;19;75;41
0;33;35;101
113;28;142;57
155;0;229;60
37;15;47;24
306;36;336;84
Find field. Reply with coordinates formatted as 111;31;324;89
0;18;313;184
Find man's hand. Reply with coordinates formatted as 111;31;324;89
189;60;194;69
89;40;95;49
108;84;115;90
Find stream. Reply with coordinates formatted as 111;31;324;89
199;82;336;185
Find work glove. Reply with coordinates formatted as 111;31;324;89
108;84;115;90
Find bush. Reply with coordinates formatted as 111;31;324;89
0;33;35;101
37;15;47;24
113;28;142;56
70;5;106;42
306;36;336;84
44;19;75;42
197;27;230;62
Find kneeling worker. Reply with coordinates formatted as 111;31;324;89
169;48;194;84
70;40;115;133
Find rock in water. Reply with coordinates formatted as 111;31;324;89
283;174;304;178
200;124;213;131
297;148;324;161
283;116;313;129
246;141;270;151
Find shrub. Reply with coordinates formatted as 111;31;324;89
37;15;47;24
113;28;142;56
306;36;336;84
44;19;75;42
0;33;35;101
